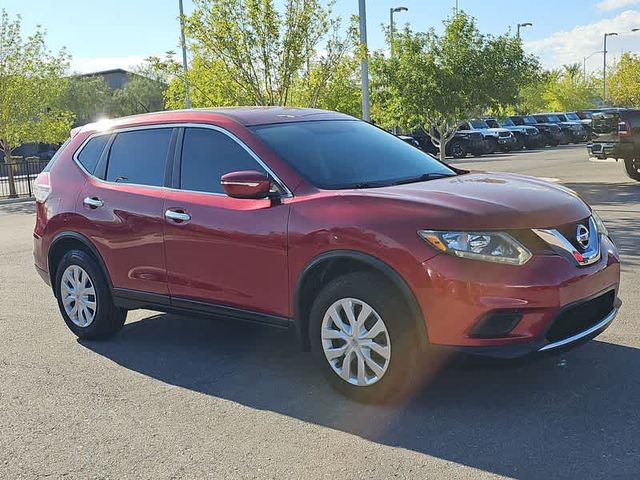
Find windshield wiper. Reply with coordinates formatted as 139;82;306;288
390;172;456;186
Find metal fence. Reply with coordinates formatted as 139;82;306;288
0;158;50;199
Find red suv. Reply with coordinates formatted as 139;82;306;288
34;108;621;402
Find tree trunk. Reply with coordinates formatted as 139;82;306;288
439;138;447;163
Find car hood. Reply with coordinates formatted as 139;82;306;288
355;172;591;230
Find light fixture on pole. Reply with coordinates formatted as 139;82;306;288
583;50;604;81
358;0;370;122
517;22;533;38
178;0;191;109
389;6;408;57
603;32;618;102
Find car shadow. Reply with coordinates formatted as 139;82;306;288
83;313;640;479
0;200;35;215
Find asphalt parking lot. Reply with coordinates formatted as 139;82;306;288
1;145;639;479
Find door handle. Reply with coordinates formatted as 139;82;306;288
165;209;191;222
83;196;104;209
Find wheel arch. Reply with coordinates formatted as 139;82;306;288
293;250;428;352
48;231;112;290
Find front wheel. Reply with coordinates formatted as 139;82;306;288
624;158;640;181
55;250;127;340
309;272;421;403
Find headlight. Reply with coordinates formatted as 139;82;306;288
592;211;609;236
418;230;532;265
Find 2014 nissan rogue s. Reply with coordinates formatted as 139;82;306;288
33;108;621;402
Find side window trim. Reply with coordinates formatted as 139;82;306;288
164;128;179;188
72;123;292;196
170;128;185;190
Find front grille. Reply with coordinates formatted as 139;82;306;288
546;291;615;343
499;131;511;137
556;217;591;252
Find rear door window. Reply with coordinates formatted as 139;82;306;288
76;135;109;175
106;128;172;186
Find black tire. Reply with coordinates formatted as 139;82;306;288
624;158;640;181
308;271;421;403
513;134;525;150
54;249;127;340
450;139;467;159
485;137;498;154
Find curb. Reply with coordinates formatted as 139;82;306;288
0;196;35;206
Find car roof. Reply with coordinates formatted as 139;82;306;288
74;107;355;136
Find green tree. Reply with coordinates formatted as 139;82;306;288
518;69;599;113
110;64;167;116
154;0;354;111
608;53;640;107
370;13;538;161
0;10;73;161
60;76;112;126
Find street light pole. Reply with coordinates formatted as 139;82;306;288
516;22;533;38
178;0;191;109
389;6;408;57
583;50;604;82
603;32;618;103
358;0;370;122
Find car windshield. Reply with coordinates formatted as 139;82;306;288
523;116;537;125
565;112;580;121
485;119;500;128
503;118;516;126
251;120;456;189
557;114;568;121
547;115;561;122
469;119;489;129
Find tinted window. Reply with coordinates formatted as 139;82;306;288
251;120;455;190
470;119;488;129
77;135;109;174
106;129;172;186
180;128;266;194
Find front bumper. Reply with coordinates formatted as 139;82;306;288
417;234;620;358
588;142;634;160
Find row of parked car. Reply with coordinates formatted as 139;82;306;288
403;112;594;159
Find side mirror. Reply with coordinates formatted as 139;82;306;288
221;170;271;199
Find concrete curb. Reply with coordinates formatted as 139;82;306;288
0;196;35;206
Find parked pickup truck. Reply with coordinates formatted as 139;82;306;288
459;119;516;153
484;118;541;150
588;109;640;181
507;115;563;147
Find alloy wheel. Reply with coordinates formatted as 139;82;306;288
321;298;391;386
60;265;97;327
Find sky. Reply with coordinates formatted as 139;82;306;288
2;0;640;73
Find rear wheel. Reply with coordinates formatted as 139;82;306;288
54;250;126;340
309;271;421;403
450;139;467;159
624;158;640;181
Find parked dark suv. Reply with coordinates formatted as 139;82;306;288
508;115;563;147
484;118;541;150
33;108;621;402
588;108;640;181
